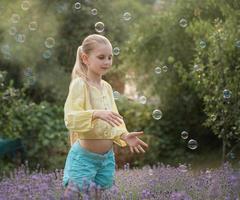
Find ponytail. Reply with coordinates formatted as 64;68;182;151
71;46;88;81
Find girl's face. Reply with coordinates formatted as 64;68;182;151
83;43;113;77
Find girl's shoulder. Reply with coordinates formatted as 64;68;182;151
102;79;112;90
70;76;86;90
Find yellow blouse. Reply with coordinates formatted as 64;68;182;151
64;77;128;147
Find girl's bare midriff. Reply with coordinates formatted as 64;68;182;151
78;139;113;154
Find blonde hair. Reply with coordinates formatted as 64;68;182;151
71;34;112;81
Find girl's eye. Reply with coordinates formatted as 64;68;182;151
98;56;104;60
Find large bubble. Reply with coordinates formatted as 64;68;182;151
179;18;188;28
91;8;98;15
21;1;31;11
95;22;105;33
113;91;120;100
154;66;161;74
187;139;198;150
152;109;162;120
181;131;189;140
223;89;231;99
123;12;131;21
113;47;120;56
45;37;55;48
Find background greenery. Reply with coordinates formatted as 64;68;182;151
0;0;239;174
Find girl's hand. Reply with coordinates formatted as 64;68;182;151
121;131;148;153
93;110;123;127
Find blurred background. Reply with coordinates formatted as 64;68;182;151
0;0;240;175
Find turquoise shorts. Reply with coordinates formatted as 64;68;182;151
62;140;115;192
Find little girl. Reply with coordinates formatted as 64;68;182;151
63;34;148;198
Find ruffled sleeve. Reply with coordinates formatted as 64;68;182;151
106;82;129;147
64;78;95;132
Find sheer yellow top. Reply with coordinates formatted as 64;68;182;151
64;77;128;147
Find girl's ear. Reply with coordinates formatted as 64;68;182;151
81;53;88;65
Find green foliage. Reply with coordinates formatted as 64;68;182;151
121;0;240;162
0;70;69;172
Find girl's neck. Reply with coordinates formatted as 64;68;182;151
86;71;102;85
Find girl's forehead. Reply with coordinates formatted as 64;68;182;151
92;43;112;55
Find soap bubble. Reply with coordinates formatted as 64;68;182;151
199;40;206;49
152;109;162;120
15;34;26;43
179;18;188;28
29;21;38;31
11;14;20;23
42;50;52;59
148;169;153;176
223;89;231;99
9;27;17;36
74;2;81;10
95;22;104;33
123;12;131;21
91;8;98;15
210;114;217;121
154;66;161;74
113;91;120;100
193;64;201;72
179;164;187;172
162;65;168;72
45;37;55;48
113;47;120;56
181;131;189;140
235;40;240;48
139;96;147;104
21;1;30;11
228;152;235;160
188;139;198;150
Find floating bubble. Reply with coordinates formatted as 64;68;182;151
113;91;120;100
21;1;30;11
1;44;10;54
42;50;52;59
45;37;55;48
123;12;131;21
205;170;212;179
148;169;153;176
56;3;68;14
15;34;26;43
113;47;120;56
9;26;17;36
152;109;162;120
223;89;231;99
91;8;98;15
11;14;20;23
29;21;38;31
193;64;201;72
188;139;198;150
74;2;81;10
199;40;206;49
179;18;188;28
124;163;130;171
228;152;235;160
139;96;147;104
235;40;240;48
23;68;36;86
95;22;104;33
210;114;217;121
179;164;187;172
162;65;168;72
181;131;189;140
154;66;161;74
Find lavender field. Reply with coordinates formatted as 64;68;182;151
0;162;239;200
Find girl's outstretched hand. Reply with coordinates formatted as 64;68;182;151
121;131;148;153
